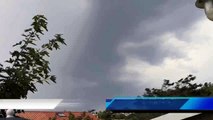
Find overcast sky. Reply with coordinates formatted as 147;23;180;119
0;0;213;111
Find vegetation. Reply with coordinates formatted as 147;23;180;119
0;15;66;99
97;111;114;120
144;74;213;97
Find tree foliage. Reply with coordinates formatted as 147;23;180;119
0;15;66;99
144;74;213;97
97;111;114;120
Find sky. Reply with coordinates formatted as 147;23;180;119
0;0;213;111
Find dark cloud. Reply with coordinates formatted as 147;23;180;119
28;0;205;111
122;39;186;65
58;0;200;110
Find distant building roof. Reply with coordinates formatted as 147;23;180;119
16;111;99;120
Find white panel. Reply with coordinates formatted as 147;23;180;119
0;99;62;109
151;113;201;120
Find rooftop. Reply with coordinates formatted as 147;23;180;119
16;111;99;120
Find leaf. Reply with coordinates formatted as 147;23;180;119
50;75;56;83
40;51;49;57
29;42;36;46
13;41;22;47
11;51;20;57
37;80;43;84
45;75;50;79
22;34;28;37
55;34;67;45
36;60;43;66
5;58;14;63
53;43;59;50
35;34;40;40
39;73;43;77
41;44;46;48
48;46;52;50
45;80;50;84
20;45;27;49
47;66;51;71
30;83;36;89
24;28;32;32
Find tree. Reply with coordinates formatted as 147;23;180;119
143;74;213;97
0;15;66;118
0;15;66;99
97;111;113;120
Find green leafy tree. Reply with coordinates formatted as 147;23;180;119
144;74;213;97
0;15;66;99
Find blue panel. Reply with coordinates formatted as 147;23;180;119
180;97;213;110
106;97;213;111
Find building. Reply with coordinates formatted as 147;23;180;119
16;111;100;120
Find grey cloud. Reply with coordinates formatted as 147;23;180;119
58;0;182;110
28;0;204;111
122;40;186;65
119;0;205;64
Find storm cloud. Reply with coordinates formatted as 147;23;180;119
0;0;209;111
49;0;204;110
